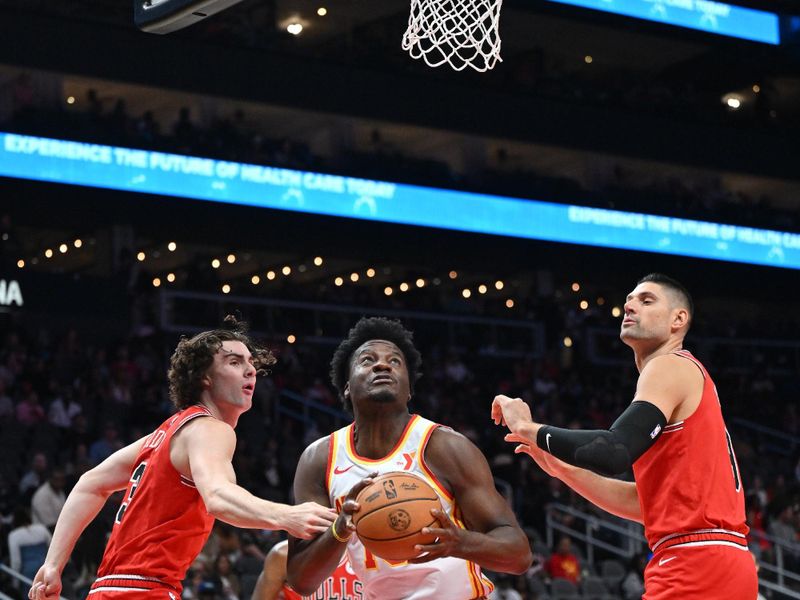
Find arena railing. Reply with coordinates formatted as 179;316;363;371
545;502;647;565
276;389;350;433
728;417;800;457
0;564;69;600
545;503;800;599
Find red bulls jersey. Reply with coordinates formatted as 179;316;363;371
91;405;215;595
633;350;749;553
282;558;362;599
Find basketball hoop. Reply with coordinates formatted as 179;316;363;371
402;0;503;72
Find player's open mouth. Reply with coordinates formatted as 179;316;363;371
242;384;255;394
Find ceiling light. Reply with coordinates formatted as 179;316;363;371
571;282;580;292
282;266;292;275
211;258;221;269
478;284;487;294
267;270;276;280
612;306;622;318
580;300;589;310
334;277;344;286
495;280;504;290
221;284;231;294
168;242;177;252
564;337;573;348
16;259;24;268
287;22;303;35
505;299;514;308
66;96;75;105
45;249;53;258
317;7;327;16
227;254;236;264
350;272;359;282
584;55;593;64
59;244;68;253
722;93;743;110
287;334;297;344
152;277;161;287
384;286;393;296
462;288;471;298
313;256;323;266
167;273;176;283
399;282;410;292
74;239;82;248
251;275;261;284
137;251;146;262
366;268;376;278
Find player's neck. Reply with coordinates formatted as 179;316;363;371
633;338;684;372
352;410;412;459
198;397;242;428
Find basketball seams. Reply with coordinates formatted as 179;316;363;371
357;517;439;542
355;495;440;522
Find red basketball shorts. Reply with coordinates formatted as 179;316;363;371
644;544;758;600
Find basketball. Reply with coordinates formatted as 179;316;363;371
353;472;443;561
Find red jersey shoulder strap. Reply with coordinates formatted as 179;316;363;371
672;349;708;379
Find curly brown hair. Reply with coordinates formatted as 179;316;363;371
167;315;276;410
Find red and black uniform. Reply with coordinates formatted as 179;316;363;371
281;559;362;600
633;350;757;599
89;405;215;598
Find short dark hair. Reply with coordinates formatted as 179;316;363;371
329;317;422;412
637;273;694;326
167;315;275;410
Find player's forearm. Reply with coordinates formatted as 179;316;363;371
458;526;533;574
286;533;348;595
553;463;642;523
44;479;112;572
204;482;288;529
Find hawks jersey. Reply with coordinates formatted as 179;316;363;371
91;405;216;595
633;350;749;554
325;414;494;600
282;557;362;600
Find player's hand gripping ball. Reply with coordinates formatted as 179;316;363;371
353;472;442;560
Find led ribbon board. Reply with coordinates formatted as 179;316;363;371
2;132;799;269
545;0;780;45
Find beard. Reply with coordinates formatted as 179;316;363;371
367;388;397;404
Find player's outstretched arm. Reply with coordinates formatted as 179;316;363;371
507;432;642;523
410;428;533;574
30;436;148;600
286;437;374;596
251;540;289;600
182;418;336;537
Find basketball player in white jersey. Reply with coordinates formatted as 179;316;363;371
286;317;532;599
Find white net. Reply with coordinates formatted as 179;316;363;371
402;0;503;72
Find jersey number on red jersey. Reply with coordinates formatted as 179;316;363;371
115;461;148;524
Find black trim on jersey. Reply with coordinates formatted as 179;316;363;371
536;401;667;476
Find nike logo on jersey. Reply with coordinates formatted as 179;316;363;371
545;433;552;453
334;465;354;474
658;556;677;567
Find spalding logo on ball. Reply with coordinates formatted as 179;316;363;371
353;472;443;561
